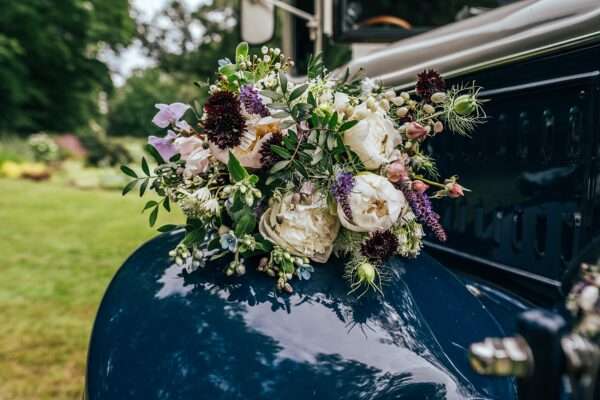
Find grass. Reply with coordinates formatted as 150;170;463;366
0;178;180;400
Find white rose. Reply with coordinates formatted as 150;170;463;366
259;192;340;263
337;173;406;232
184;148;211;177
174;136;204;159
343;103;402;170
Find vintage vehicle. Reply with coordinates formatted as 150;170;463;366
84;1;600;399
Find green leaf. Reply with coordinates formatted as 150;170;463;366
227;151;249;182
183;227;206;246
270;160;290;173
144;144;165;164
307;91;316;107
235;42;249;62
122;180;137;196
149;206;159;227
328;112;338;129
288;84;308;102
270;145;292;159
139;178;149;197
157;224;179;233
143;200;158;211
218;63;237;76
271;111;290;119
279;71;288;94
120;165;137;178
260;90;280;99
234;213;257;236
338;120;358;132
141;157;150;176
163;196;171;212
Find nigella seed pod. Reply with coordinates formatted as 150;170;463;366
357;262;376;285
453;95;477;116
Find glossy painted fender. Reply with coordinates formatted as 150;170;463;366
85;232;518;399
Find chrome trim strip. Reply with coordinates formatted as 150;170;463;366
424;240;563;288
393;30;600;90
480;70;600;96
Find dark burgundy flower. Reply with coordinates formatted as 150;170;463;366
259;134;283;169
416;70;445;101
204;91;246;149
361;230;399;262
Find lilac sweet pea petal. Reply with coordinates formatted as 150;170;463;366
148;130;178;161
151;103;191;128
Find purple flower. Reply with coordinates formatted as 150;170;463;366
331;172;355;222
152;103;190;128
148;130;178;161
240;85;269;117
400;185;447;242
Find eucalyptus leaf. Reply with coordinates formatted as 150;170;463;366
120;165;137;178
149;206;159;227
122;180;137;196
288;84;308;102
279;71;288;93
270;160;290;173
141;157;150;176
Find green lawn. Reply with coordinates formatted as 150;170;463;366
0;178;180;400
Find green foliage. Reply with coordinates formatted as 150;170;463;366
80;134;132;167
0;0;135;134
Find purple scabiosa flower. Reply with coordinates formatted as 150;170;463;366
204;91;246;149
331;172;355;222
400;185;447;242
361;230;399;262
240;85;269;117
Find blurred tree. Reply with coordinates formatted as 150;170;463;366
107;68;191;136
0;0;135;134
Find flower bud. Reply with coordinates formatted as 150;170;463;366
406;122;428;140
218;225;230;236
235;263;246;276
386;161;408;183
453;95;477;116
433;121;444;134
357;262;376;285
391;96;405;106
400;92;410;100
423;104;435;114
384;90;396;99
395;107;408;118
431;92;447;104
412;180;429;193
446;182;465;198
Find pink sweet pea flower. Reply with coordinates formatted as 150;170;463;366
412;180;429;193
386;160;408;183
148;130;178;161
152;103;190;128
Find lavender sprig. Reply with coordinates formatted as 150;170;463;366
331;172;355;222
240;85;269;117
401;185;447;242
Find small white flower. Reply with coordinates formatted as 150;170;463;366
192;187;211;202
361;78;379;95
391;97;405;106
275;62;281;69
338;173;406;232
273;48;281;56
333;92;350;113
263;54;271;63
261;46;268;54
343;103;402;170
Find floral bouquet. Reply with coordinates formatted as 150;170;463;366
122;42;484;296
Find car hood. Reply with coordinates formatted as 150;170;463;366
85;232;517;399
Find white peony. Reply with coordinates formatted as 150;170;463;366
337;173;406;232
343;103;402;170
259;192;340;263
